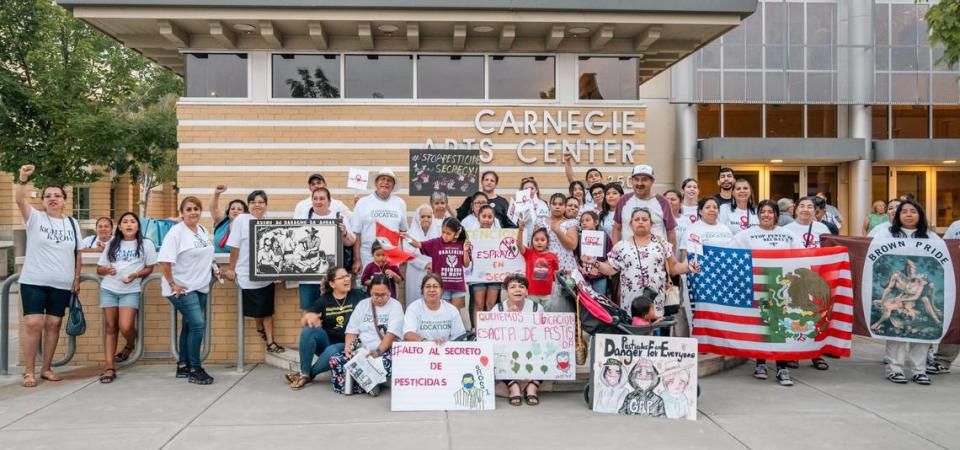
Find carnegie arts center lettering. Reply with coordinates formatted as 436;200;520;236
424;109;640;164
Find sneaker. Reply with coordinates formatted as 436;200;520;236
176;364;190;379
785;360;799;369
188;367;215;385
776;369;794;387
886;372;907;384
753;364;768;380
368;385;382;397
912;373;931;385
926;363;951;375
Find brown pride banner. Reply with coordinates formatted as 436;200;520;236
822;236;960;344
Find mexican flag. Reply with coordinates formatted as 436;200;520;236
375;222;415;266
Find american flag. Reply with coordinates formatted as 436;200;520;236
689;245;853;360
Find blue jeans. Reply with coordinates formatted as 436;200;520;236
589;278;608;296
167;291;207;368
299;284;321;310
299;327;345;379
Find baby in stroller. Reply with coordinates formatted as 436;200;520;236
630;287;662;330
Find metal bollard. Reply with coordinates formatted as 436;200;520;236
236;283;245;373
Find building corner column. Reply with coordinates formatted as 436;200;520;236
846;0;874;236
672;57;697;183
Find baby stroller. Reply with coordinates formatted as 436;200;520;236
554;273;695;407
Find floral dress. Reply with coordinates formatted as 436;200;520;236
607;237;671;316
542;217;580;273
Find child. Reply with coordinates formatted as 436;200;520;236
576;211;612;296
516;218;559;309
467;205;502;329
403;217;472;310
360;241;402;299
631;287;661;328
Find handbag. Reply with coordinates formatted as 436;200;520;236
656;236;682;309
65;293;86;336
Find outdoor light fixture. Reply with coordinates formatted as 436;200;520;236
568;27;591;34
770;159;783;163
232;23;257;33
377;24;400;33
945;160;957;164
473;25;495;33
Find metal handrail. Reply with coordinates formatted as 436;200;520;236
235;282;245;373
114;274;161;368
37;274;101;367
168;279;216;363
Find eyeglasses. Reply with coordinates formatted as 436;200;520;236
371;292;391;299
472;201;488;206
249;200;267;205
43;194;64;199
332;274;351;281
423;284;442;290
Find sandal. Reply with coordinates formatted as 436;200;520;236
99;368;117;384
812;358;829;370
289;374;311;390
40;370;63;382
22;373;37;388
115;345;135;363
266;342;285;353
257;328;267;342
507;381;523;407
284;372;300;384
524;380;541;406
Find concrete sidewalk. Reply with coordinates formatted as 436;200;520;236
0;337;957;450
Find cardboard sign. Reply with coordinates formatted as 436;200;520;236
391;341;495;411
465;228;525;283
347;169;369;190
513;189;533;217
476;312;577;380
344;348;387;393
591;334;698;420
580;230;606;258
409;149;479;196
861;238;956;344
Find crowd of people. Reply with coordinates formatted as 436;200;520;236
14;159;960;396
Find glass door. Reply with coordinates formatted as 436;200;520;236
768;168;802;203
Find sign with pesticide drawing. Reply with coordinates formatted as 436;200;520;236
476;312;576;381
465;228;525;283
391;341;495;412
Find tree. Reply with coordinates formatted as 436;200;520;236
0;0;180;201
924;0;960;68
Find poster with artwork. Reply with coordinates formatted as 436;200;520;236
591;334;698;420
476;312;576;380
249;219;341;281
409;149;479;196
862;238;956;343
391;341;495;412
347;169;369;191
465;228;525;283
344;348;387;393
580;230;606;257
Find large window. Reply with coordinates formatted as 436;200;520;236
185;53;248;98
416;56;484;99
807;105;837;137
936;171;960;227
807;166;838;202
723;104;762;137
697;104;721;138
873;105;890;139
272;54;340;98
897;170;927;210
345;55;413;99
489;56;555;100
72;187;90;221
933;105;960;138
892;105;929;138
577;57;638;100
872;166;890;204
766;104;803;137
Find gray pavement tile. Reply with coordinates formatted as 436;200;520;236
0;426;177;450
0;375;95;429
164;421;448;450
883;413;960;450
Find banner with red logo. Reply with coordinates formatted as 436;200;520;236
465;228;525;283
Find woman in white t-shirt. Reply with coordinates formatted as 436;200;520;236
945;219;960;240
785;196;832;249
680;178;700;224
719;178;758;235
224;190;286;355
872;200;942;386
158;196;217;385
508;177;550;245
79;217;114;253
734;200;801;388
14;164;82;388
327;277;404;396
403;274;467;343
496;274;545;407
405;204;441;308
679;197;734;262
293;187;358;311
95;212;157;383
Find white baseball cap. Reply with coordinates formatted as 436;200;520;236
631;165;655;178
375;167;398;188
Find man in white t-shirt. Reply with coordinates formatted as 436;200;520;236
352;168;408;269
612;165;677;249
293;173;350;219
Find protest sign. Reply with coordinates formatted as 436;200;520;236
465;228;525;283
391;341;495;411
409;149;479;196
591;334;698;420
580;230;606;258
347;169;369;191
343;348;387;393
476;312;576;380
513;189;533;217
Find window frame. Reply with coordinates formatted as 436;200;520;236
180;51;253;102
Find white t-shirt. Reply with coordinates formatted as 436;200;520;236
681;220;734;256
944;220;960;240
295;209;355;285
783;221;832;248
80;235;109;250
460;214;501;231
97;239;158;294
872;226;945;243
157;222;215;297
719;204;759;235
20;208;79;290
225;214;271;290
352;193;408;267
733;226;803;250
495;299;540;312
293;197;349;220
345;298;404;351
868;224;889;238
680;204;699;225
615;194;672;242
402;299;466;341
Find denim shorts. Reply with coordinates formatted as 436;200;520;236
99;288;141;309
441;289;466;300
21;283;71;317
